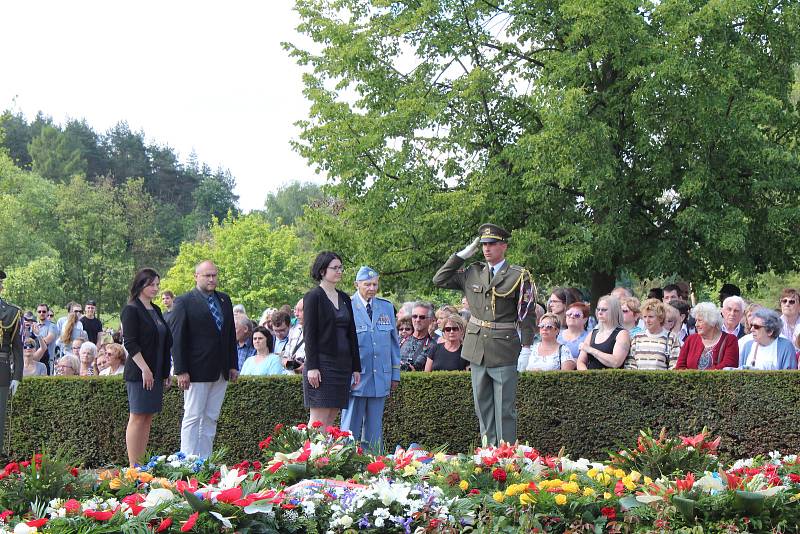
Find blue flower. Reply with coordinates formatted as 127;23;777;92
358;514;371;528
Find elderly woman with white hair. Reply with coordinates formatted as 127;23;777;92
676;302;738;370
739;308;797;370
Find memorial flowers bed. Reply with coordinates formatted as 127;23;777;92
2;426;800;532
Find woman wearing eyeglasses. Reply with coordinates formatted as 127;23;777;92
557;303;590;359
778;288;800;349
303;251;361;428
425;314;469;371
22;340;48;376
547;288;577;329
577;295;630;370
396;316;413;342
518;312;575;371
739;308;797;370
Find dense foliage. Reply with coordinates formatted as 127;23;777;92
10;371;800;467
289;0;800;298
0;113;240;311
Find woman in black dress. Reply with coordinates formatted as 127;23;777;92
303;252;361;427
121;268;173;467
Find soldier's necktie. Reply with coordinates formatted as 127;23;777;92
366;300;373;320
489;266;495;283
207;295;223;330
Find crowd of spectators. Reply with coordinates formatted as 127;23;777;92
15;281;800;381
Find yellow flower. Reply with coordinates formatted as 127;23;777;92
791;493;800;502
109;477;122;490
493;491;505;503
138;472;154;484
562;481;580;494
505;483;529;497
474;467;483;474
604;465;616;474
629;470;642;482
434;452;447;463
613;469;626;479
124;468;139;483
519;493;536;506
554;494;567;505
644;476;653;486
569;473;578;481
459;480;469;491
623;477;636;491
403;465;417;476
603;492;612;500
583;487;595;497
97;469;115;481
595;472;611;485
154;477;173;490
587;468;598;478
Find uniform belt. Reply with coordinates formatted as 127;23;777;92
469;316;517;330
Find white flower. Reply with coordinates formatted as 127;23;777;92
14;525;37;534
372;479;411;506
694;473;725;492
141;488;176;508
215;465;248;490
169;460;181;468
375;517;385;528
334;515;353;528
302;501;316;517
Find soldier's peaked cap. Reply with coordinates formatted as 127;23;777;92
478;223;510;243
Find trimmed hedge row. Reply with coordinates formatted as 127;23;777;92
9;371;800;466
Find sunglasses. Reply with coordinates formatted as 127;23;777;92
398;326;413;331
411;314;429;320
443;326;461;332
538;324;558;330
781;298;797;305
596;307;609;312
72;309;83;314
37;310;47;314
23;345;36;350
565;313;584;319
750;324;765;330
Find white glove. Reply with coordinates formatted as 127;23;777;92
517;346;532;372
10;380;19;396
456;237;481;259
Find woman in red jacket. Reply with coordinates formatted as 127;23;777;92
675;302;738;370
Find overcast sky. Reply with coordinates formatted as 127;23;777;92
0;1;323;211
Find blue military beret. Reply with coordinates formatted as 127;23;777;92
356;265;379;281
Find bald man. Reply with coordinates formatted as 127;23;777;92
167;260;238;458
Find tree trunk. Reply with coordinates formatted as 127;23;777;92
589;271;616;308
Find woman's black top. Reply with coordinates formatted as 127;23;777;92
586;326;623;369
429;343;469;371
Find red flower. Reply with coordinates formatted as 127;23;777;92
268;461;284;473
63;499;81;514
253;460;262;470
315;457;330;468
0;509;12;521
367;461;387;474
84;509;115;521
789;473;800;483
3;463;19;475
216;487;243;504
181;511;199;532
122;493;145;516
259;436;273;450
253;472;262;481
26;518;48;527
675;472;695;493
296;423;307;430
20;461;30;468
492;467;507;482
176;479;199;493
311;420;323;428
70;467;79;477
156;517;173;532
296;440;312;462
429;518;443;528
273;423;284;434
601;506;617;520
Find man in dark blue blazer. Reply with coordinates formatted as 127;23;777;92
167;260;238;458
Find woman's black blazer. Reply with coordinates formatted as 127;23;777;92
121;298;173;382
303;286;361;373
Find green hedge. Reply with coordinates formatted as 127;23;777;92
8;371;800;466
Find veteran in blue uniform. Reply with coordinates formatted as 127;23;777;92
341;266;401;453
433;224;536;445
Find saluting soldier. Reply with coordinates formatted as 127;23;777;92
341;266;401;453
433;224;536;445
0;269;23;454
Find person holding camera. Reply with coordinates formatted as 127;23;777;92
283;298;306;372
240;326;292;376
340;266;400;453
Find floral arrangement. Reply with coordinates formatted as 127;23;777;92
2;424;800;532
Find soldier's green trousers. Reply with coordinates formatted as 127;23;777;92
470;362;517;445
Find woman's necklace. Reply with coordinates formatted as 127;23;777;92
701;332;721;347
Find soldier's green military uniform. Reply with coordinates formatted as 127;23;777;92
0;270;23;454
433;224;536;445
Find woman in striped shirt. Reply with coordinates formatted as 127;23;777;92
625;299;681;370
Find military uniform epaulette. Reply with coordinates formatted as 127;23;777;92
374;296;393;305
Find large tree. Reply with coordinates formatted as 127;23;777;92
288;0;800;297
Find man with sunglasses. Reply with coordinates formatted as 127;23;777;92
399;302;436;370
341;266;400;453
434;223;537;446
0;269;24;453
34;304;59;374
